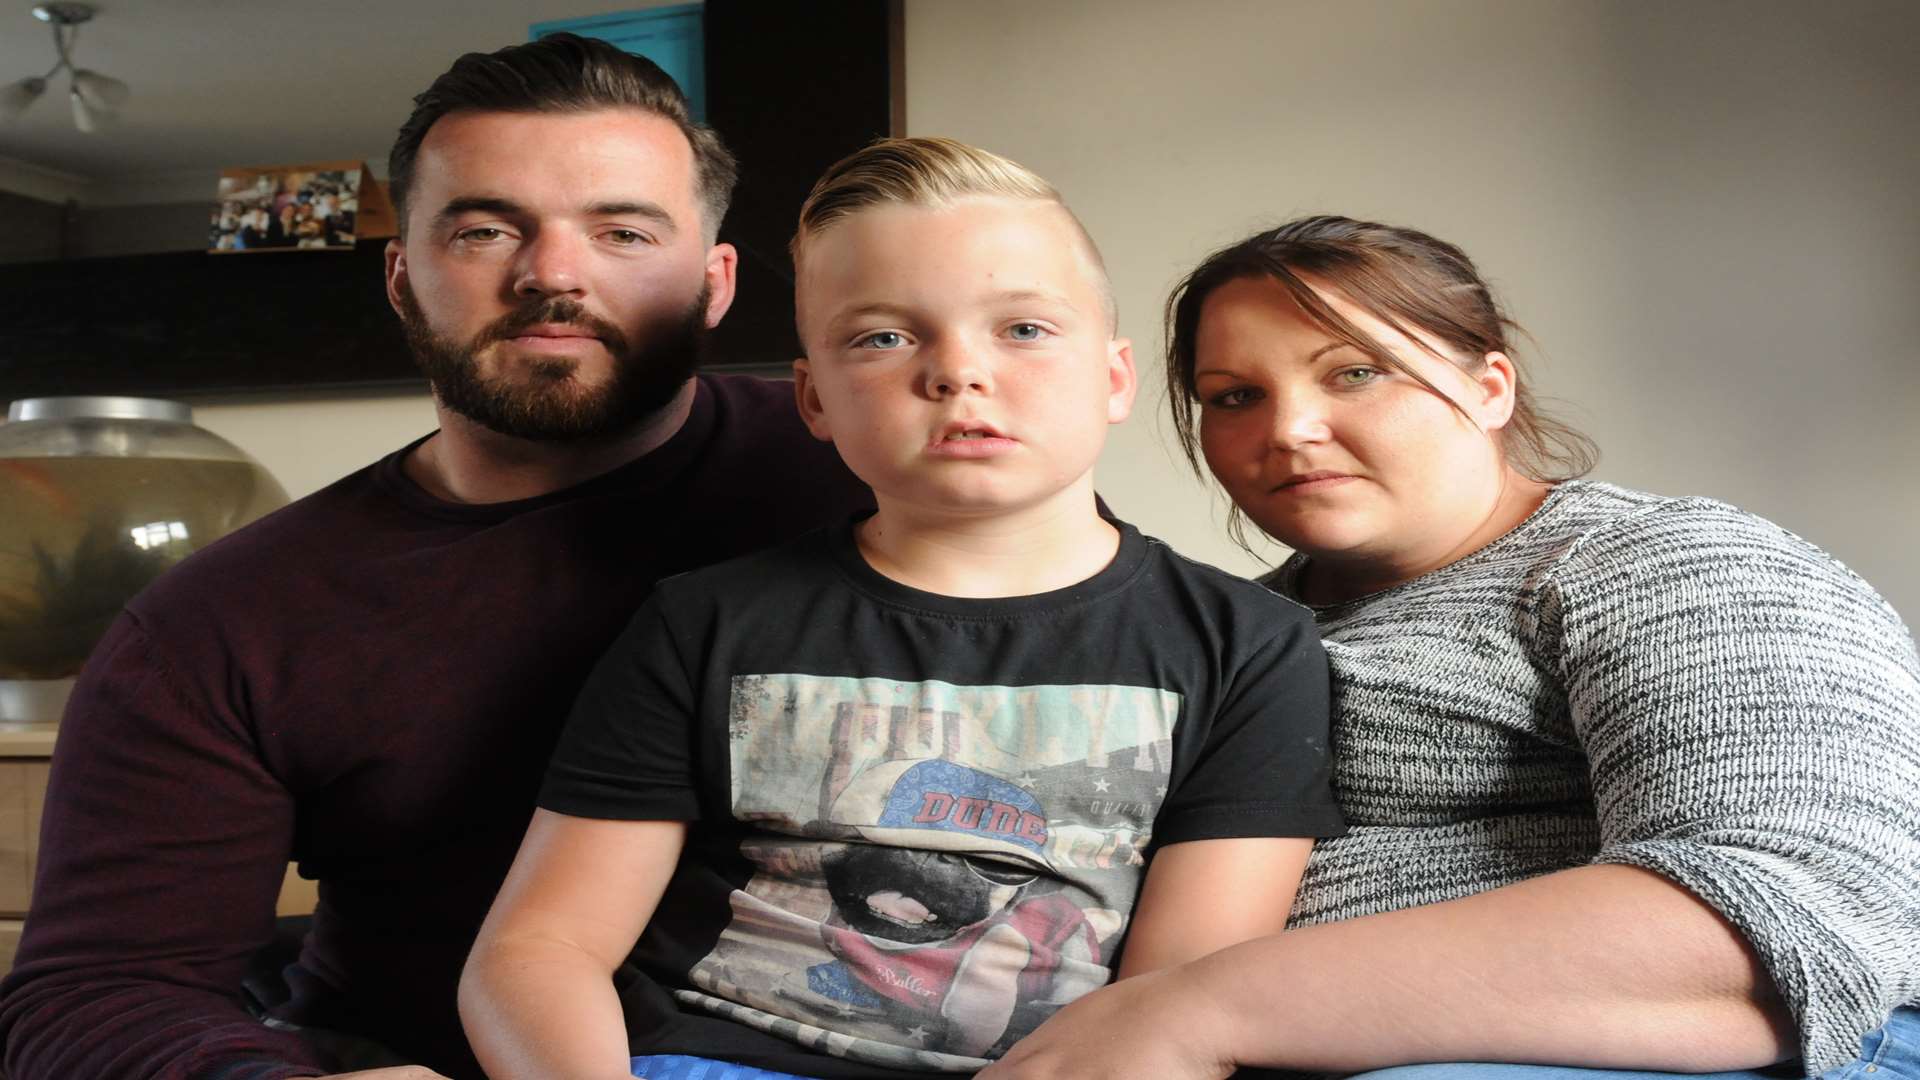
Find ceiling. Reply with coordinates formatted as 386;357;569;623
0;0;680;204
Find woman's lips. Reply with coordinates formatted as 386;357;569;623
1274;472;1356;494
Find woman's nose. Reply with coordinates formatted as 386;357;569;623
1268;393;1332;449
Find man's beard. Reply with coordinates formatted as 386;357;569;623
396;282;710;443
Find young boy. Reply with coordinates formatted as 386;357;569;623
459;137;1344;1080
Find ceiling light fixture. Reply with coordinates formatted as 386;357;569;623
1;3;131;133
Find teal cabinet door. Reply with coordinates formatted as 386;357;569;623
531;4;706;120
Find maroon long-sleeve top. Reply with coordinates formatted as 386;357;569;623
0;375;873;1080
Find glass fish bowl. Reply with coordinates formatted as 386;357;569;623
0;397;289;725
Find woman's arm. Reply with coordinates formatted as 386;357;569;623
459;809;688;1080
1115;836;1310;978
993;498;1920;1078
987;861;1792;1079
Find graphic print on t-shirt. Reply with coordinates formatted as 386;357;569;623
677;674;1182;1071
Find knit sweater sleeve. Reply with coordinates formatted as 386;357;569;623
0;614;331;1080
1544;496;1920;1072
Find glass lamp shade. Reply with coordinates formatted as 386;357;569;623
0;398;289;717
1;76;47;121
71;68;127;109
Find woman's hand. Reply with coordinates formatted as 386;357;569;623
980;965;1238;1080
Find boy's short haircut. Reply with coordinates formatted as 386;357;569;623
792;136;1118;333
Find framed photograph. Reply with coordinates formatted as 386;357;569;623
209;161;389;253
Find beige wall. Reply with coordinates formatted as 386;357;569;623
192;394;438;501
907;0;1920;618
192;0;1919;619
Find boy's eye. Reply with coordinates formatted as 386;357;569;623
1007;323;1047;342
853;330;907;350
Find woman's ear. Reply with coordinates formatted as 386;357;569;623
1474;351;1519;431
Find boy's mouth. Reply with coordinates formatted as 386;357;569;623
935;421;1010;442
928;421;1018;457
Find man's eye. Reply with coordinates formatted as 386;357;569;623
605;229;649;245
457;227;506;242
854;331;906;350
1008;323;1047;342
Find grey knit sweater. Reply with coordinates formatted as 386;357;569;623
1267;480;1920;1074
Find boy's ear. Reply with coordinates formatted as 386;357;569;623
792;358;836;442
1106;337;1138;424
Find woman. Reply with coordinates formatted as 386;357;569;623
980;216;1920;1080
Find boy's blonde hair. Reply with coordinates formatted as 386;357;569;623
792;136;1117;332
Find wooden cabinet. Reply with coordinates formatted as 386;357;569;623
0;728;56;975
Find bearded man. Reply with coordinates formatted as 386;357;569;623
0;34;870;1080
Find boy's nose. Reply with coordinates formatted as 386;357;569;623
924;344;993;398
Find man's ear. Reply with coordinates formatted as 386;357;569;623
1106;337;1138;424
791;358;835;442
702;242;740;328
1475;351;1519;431
383;239;408;318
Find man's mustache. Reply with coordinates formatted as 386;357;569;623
477;298;631;356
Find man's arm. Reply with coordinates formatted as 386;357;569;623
0;615;338;1080
1114;837;1309;978
458;809;686;1080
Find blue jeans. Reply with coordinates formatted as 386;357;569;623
630;1054;820;1080
1345;1007;1920;1080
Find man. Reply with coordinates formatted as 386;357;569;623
0;34;871;1080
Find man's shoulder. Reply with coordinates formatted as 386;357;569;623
685;372;873;527
699;372;842;466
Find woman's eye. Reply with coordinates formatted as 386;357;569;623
1206;387;1257;408
854;331;906;350
1334;367;1381;387
1007;323;1047;342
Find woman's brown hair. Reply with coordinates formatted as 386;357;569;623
1164;215;1597;494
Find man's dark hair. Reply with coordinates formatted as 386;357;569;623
387;32;738;240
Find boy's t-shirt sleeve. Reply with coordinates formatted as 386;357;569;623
540;591;705;821
1152;604;1346;846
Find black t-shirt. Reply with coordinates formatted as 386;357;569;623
543;520;1344;1077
